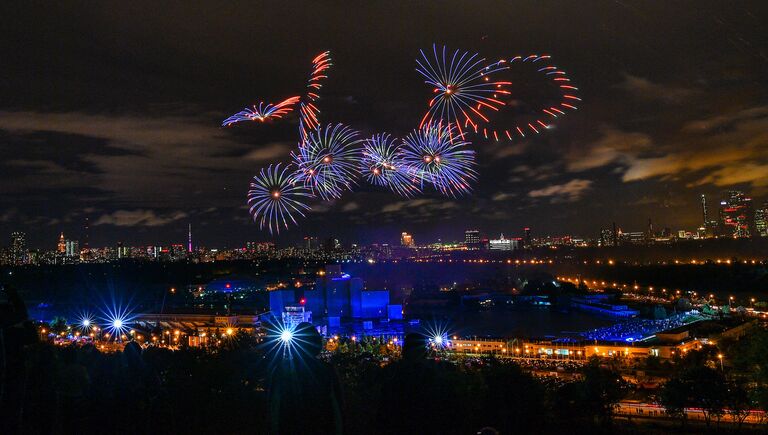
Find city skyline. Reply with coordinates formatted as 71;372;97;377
2;3;767;248
5;189;767;251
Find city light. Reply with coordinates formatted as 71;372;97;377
100;300;135;342
280;330;293;343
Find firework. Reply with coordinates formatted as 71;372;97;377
416;44;510;138
222;96;300;127
299;51;333;141
361;133;419;197
475;54;580;140
292;123;362;200
401;123;477;197
247;163;312;235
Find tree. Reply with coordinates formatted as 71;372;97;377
562;360;630;428
726;378;753;432
49;316;68;334
660;377;688;426
661;365;727;428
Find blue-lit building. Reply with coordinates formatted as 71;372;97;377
269;264;402;322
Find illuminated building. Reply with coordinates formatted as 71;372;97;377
756;201;768;237
619;231;645;245
464;229;480;248
65;240;79;257
400;232;414;247
600;228;615;247
246;241;275;252
282;304;311;328
489;234;517;251
10;232;27;265
718;190;755;238
57;232;66;253
270;265;401;323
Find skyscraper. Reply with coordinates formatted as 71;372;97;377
10;232;27;265
523;227;532;249
65;240;79;257
57;232;66;253
304;236;319;250
756;201;768;237
718;190;755;238
700;194;718;237
188;223;193;253
400;232;414;247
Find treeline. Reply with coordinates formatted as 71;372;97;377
5;329;768;434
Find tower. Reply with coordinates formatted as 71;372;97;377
57;232;66;253
188;223;193;253
700;194;708;226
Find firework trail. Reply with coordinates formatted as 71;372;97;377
222;96;300;127
247;163;312;235
475;54;581;141
361;133;420;197
401;122;477;197
416;44;510;139
299;51;333;142
292;123;362;200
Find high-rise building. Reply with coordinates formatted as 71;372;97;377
10;232;27;265
400;232;414;247
57;232;66;253
700;194;718;237
65;240;80;257
188;223;193;253
464;229;480;248
523;227;532;249
718;190;755;238
600;228;615;247
756;201;768;237
304;236;319;250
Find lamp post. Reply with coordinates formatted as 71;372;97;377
717;354;724;371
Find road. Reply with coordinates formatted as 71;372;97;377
616;401;765;425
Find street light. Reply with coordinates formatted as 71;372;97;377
717;354;724;371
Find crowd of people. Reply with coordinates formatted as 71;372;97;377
581;314;692;342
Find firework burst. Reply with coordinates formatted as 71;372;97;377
222;96;300;127
416;44;510;138
292;123;362;200
401;123;477;197
361;133;419;197
247;163;312;235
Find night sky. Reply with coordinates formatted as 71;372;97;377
1;1;767;248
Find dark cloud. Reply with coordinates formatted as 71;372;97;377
94;209;188;227
1;1;767;247
528;179;593;203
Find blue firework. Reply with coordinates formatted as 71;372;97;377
292;124;362;200
401;123;477;197
361;133;419;197
248;163;312;235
